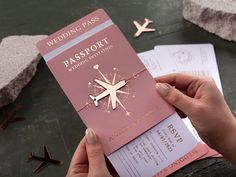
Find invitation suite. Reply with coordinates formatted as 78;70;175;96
37;9;198;177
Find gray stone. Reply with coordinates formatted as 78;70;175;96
0;35;47;108
183;0;236;42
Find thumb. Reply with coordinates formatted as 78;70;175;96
85;128;110;175
156;83;195;116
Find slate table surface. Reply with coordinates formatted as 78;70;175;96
0;0;236;176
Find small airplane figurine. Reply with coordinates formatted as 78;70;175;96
28;145;63;174
133;18;156;37
89;79;127;110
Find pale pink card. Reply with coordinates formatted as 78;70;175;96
155;143;208;177
196;146;222;160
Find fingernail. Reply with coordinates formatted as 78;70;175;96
156;83;170;97
85;128;97;144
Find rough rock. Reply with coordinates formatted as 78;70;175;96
0;35;47;108
183;0;236;42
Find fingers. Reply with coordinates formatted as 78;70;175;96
156;83;197;116
70;138;87;164
155;73;200;90
85;128;110;176
67;129;111;177
67;137;88;175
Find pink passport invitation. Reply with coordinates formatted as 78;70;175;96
37;9;200;177
37;9;175;155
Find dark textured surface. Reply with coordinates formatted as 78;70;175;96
0;0;236;177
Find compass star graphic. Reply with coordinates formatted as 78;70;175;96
89;64;131;116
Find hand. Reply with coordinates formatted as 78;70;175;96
155;73;236;165
66;128;112;177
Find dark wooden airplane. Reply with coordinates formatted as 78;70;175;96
28;145;63;174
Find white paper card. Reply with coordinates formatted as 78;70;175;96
138;44;222;93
